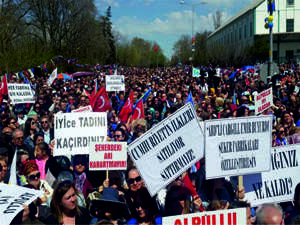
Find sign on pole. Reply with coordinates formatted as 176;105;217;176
72;105;93;113
162;208;247;225
47;68;57;86
255;88;273;115
106;75;125;92
89;142;127;170
128;103;204;196
0;184;42;225
7;84;35;104
205;116;272;179
244;144;300;206
54;112;107;156
192;68;200;77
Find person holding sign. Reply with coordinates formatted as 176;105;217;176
46;180;90;225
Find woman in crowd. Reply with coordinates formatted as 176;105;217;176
24;117;39;154
46;180;90;225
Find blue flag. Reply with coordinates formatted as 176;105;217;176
186;92;195;108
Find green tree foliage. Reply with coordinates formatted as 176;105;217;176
116;37;168;68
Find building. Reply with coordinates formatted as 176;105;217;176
207;0;300;64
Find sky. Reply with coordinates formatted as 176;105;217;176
95;0;255;58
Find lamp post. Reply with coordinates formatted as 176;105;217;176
179;0;207;64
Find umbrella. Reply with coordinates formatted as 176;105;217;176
57;73;72;80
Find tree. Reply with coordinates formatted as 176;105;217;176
173;35;191;65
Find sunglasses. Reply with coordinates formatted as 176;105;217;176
31;122;36;125
127;176;142;185
10;121;16;124
114;135;122;138
16;136;24;141
28;172;40;181
41;121;48;124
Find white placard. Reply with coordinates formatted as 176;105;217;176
47;68;57;86
255;88;273;115
72;105;93;113
162;208;247;225
54;112;107;156
244;144;300;206
205;116;272;179
106;75;125;92
128;103;204;196
7;84;35;104
89;142;127;170
0;183;42;225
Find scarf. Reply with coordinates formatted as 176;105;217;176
75;172;86;192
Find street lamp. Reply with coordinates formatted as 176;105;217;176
179;0;207;63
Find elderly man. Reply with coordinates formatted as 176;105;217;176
12;129;32;159
255;204;283;225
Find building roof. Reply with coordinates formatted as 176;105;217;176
208;0;264;38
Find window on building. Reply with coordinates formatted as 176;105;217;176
244;25;247;39
286;50;294;61
273;51;278;61
287;0;295;6
239;27;242;40
250;22;253;36
286;19;294;32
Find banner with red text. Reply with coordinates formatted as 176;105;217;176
162;208;247;225
255;88;273;115
89;142;127;170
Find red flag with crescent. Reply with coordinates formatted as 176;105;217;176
0;75;8;104
90;86;112;112
131;100;144;122
119;90;133;123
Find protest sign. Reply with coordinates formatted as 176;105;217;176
162;208;247;225
47;68;57;86
244;144;300;206
128;103;204;196
7;83;35;104
72;105;93;113
89;142;127;170
0;183;42;225
106;75;125;92
205;116;272;179
255;88;273;115
54;112;107;156
192;67;200;77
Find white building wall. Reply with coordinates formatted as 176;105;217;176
255;0;300;34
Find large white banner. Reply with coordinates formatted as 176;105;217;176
89;142;127;170
255;88;273;115
0;184;42;225
163;208;247;225
54;112;107;156
106;75;125;92
205;116;272;179
244;144;300;206
128;103;204;196
7;84;35;104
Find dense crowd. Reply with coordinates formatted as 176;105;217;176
0;63;300;225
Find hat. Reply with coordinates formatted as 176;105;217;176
57;170;74;183
90;187;130;219
27;107;38;117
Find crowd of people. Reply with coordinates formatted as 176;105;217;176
0;63;300;225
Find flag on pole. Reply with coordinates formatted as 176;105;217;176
90;87;112;112
8;150;17;185
131;99;145;122
47;68;57;86
119;90;134;123
185;92;195;108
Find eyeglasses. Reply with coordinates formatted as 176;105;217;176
10;121;16;124
28;172;40;181
114;135;122;138
16;136;24;141
31;122;36;125
127;176;142;185
41;121;48;124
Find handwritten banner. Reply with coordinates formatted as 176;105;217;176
7;84;35;104
106;75;125;92
255;88;273;115
205;116;272;179
128;103;204;196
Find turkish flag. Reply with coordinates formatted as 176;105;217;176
131;100;144;122
119;90;133;123
0;75;8;95
90;87;112;112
